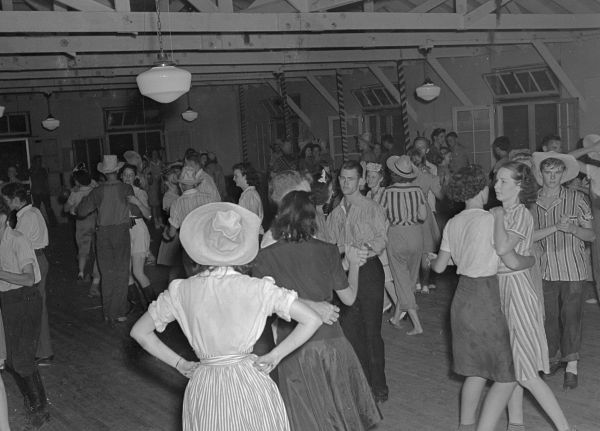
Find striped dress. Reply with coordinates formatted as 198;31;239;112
497;204;549;381
148;268;297;431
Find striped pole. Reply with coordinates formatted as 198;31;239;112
238;85;249;163
278;73;293;142
335;70;349;161
396;60;411;153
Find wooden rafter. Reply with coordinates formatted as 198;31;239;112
306;73;339;111
426;56;473;105
465;0;513;27
186;0;218;12
1;0;13;10
114;0;131;11
409;0;448;13
367;65;417;122
55;0;114;11
532;40;587;111
265;79;313;129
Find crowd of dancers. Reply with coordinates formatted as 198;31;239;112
0;129;598;430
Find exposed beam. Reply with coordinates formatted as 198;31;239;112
186;0;218;12
455;0;467;14
309;0;360;12
0;31;577;54
409;0;447;13
114;0;131;12
1;0;13;11
55;0;114;11
285;0;308;11
1;11;600;33
218;0;233;12
305;73;339;111
426;56;473;105
516;0;556;14
367;65;417;122
465;0;512;27
265;79;313;129
549;0;593;13
532;41;587;111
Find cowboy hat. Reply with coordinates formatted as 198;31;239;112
123;150;143;169
178;166;201;186
180;202;261;266
365;162;383;173
386;155;418;179
97;155;124;174
531;151;579;186
583;134;600;161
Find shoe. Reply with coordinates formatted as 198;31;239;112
415;283;422;292
563;372;578;390
547;361;564;376
373;389;388;404
76;273;84;281
428;283;436;290
421;286;430;294
35;356;54;366
382;303;392;314
585;298;598;304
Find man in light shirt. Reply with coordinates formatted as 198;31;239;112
1;183;53;363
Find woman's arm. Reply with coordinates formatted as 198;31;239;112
500;250;535;271
128;195;151;219
253;300;321;374
0;262;35;287
557;219;596;242
490;207;521;256
430;250;451;274
533;225;558;242
335;246;363;306
130;313;198;378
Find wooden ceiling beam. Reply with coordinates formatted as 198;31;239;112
114;0;131;12
55;0;114;11
1;0;13;10
265;79;312;129
409;0;448;13
0;31;577;54
305;73;338;111
426;56;473;105
368;65;417;122
465;0;512;27
186;0;218;12
1;11;600;32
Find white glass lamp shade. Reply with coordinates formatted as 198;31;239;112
181;108;198;122
136;65;192;104
415;80;441;102
0;106;5;118
41;116;60;131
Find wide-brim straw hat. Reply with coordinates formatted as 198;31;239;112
386;155;418;179
583;134;600;161
531;151;579;186
123;150;143;169
97;155;124;174
180;202;261;266
178;166;200;185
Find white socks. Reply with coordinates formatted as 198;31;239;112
565;360;578;375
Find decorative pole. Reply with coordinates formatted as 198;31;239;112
335;70;349;161
396;59;411;153
278;72;293;142
238;85;249;163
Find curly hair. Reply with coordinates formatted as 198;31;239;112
445;164;488;202
232;162;261;188
499;161;539;206
271;190;316;242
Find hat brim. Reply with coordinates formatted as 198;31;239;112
386;155;418;179
123;151;143;167
180;202;261;266
583;134;600;161
97;161;124;174
531;152;580;186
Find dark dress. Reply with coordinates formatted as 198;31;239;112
254;238;381;431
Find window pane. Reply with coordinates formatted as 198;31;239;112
472;109;490;131
0;117;8;134
108;134;134;159
531;71;555;91
501;73;522;94
9;114;27;133
346;118;358;135
373;88;392;105
502;105;529;148
456;111;473;131
515;72;538;92
353;91;369;108
365;90;380;106
485;75;508;96
534;104;558;149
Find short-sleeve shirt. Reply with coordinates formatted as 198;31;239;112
0;228;41;292
533;187;592;281
440;208;500;277
253;238;348;341
195;169;221;203
15;204;48;250
66;185;95;215
148;267;297;358
497;204;533;273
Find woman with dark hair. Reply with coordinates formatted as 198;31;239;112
253;191;381;431
491;162;573;431
233;163;264;224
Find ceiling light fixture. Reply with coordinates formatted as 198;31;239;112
41;93;60;131
136;0;191;104
181;92;198;122
415;47;441;102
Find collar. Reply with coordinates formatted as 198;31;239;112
536;186;566;210
182;188;199;196
16;204;32;218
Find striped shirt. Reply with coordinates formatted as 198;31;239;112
238;186;264;221
533;187;592;281
195;169;221;203
327;194;387;255
169;188;219;229
380;183;427;226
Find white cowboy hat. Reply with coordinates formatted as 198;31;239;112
97;155;124;174
583;134;600;161
386;155;418;179
531;151;579;186
180;202;261;266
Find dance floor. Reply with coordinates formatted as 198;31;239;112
5;224;600;430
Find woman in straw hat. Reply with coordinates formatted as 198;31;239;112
381;155;426;335
130;203;322;431
253;191;382;431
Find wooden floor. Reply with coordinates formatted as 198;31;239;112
6;224;600;430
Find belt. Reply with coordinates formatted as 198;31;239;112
34;248;45;257
199;353;252;366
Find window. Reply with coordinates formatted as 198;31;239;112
107;130;163;159
364;111;404;150
104;106;162;131
352;86;399;110
484;65;559;100
453;106;495;173
328;115;362;169
0;112;30;136
73;138;103;178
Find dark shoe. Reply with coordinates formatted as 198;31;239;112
35;356;54;367
563;372;578;390
373;392;388;404
548;361;564;376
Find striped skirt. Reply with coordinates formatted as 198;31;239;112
498;269;549;381
182;355;290;431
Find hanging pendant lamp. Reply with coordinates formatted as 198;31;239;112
41;93;60;131
415;47;441;102
181;92;198;122
136;0;191;104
